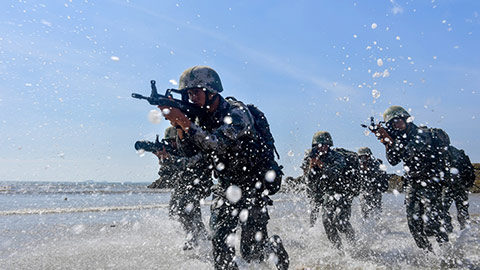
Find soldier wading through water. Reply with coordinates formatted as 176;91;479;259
159;66;289;270
357;147;389;220
145;126;212;250
374;105;449;251
302;131;360;249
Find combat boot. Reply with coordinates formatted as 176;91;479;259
265;235;289;270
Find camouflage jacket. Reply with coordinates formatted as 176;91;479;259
386;124;448;188
359;158;389;194
178;96;262;191
155;156;184;188
303;148;360;200
154;151;210;189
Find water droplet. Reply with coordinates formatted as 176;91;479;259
185;203;194;213
223;116;233;124
255;231;263;241
379;164;387;171
239;209;249;222
216;162;225;171
226;185;242;203
265;170;276;183
161;108;170;115
226;233;237;247
148;110;162;124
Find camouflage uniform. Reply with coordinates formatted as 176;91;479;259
443;181;470;232
382;106;449;251
169;153;212;249
158;127;211;250
303;132;359;249
357;147;389;220
154;155;181;192
177;66;288;270
443;146;475;231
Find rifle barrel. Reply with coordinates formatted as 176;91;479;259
132;93;147;99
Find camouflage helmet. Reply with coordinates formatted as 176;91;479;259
164;126;177;140
312;131;333;146
358;147;372;156
383;106;410;123
178;66;223;93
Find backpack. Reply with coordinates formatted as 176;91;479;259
447;146;476;188
420;126;475;187
419;126;450;148
226;97;283;195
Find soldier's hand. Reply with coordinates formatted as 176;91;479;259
176;127;185;140
309;158;324;169
375;125;393;146
158;106;192;132
154;146;169;161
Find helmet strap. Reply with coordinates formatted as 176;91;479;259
204;91;219;110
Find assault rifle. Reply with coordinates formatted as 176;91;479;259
134;135;177;155
361;116;396;145
360;116;385;133
131;80;206;120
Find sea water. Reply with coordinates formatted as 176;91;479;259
1;181;479;269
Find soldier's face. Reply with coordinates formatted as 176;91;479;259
187;88;206;107
359;155;370;166
316;144;329;156
390;117;407;131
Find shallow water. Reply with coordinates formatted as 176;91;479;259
1;182;479;269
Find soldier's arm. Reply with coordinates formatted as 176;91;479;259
301;151;312;175
186;106;254;155
375;162;390;192
302;154;318;198
350;158;362;196
176;132;199;158
183;152;204;169
385;142;402;166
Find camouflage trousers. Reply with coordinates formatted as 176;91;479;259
404;185;448;251
443;185;470;231
209;194;289;270
359;191;383;220
318;193;355;249
169;187;207;247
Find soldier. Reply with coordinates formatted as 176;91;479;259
374;105;449;251
146;128;179;190
159;66;289;270
154;126;211;250
357;147;389;220
302;131;360;249
443;146;476;232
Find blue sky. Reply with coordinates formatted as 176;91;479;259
0;0;479;182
